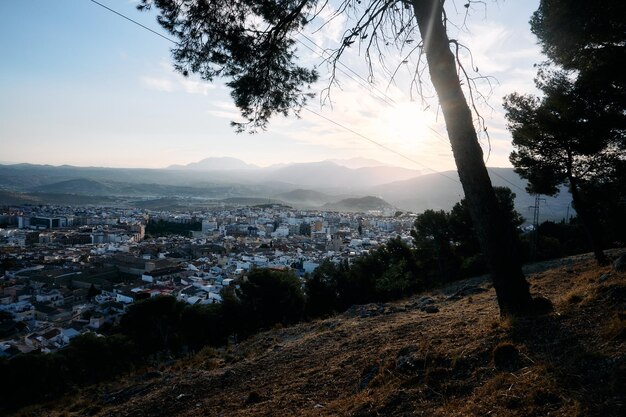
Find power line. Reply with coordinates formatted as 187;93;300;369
89;0;178;45
297;33;398;106
302;107;460;183
297;32;455;151
295;10;533;196
487;169;527;193
88;0;460;184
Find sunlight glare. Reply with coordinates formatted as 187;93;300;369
375;101;441;153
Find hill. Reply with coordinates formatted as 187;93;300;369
275;189;341;208
27;251;625;417
29;178;114;195
168;157;258;171
262;162;421;189
0;163;571;219
322;196;395;212
373;167;572;222
0;190;117;205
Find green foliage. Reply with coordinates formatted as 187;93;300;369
62;333;137;385
145;219;201;237
373;237;422;298
138;0;318;132
530;0;626;108
237;269;305;331
504;70;620;196
304;259;343;318
450;187;524;257
0;352;69;411
505;0;625;263
411;187;524;279
120;295;186;354
181;303;228;351
305;237;423;318
411;209;457;281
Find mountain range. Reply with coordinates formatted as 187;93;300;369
0;158;573;221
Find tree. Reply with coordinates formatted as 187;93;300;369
181;303;228;351
119;295;186;354
503;70;621;264
305;259;342;317
505;0;626;265
86;283;100;301
411;209;457;281
450;187;524;251
529;0;626;114
237;269;305;329
140;0;534;315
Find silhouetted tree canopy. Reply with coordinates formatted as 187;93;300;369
530;0;626;112
237;268;305;329
505;0;626;264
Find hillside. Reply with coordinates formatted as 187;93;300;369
24;251;625;417
322;196;395;212
1;163;572;220
275;189;340;208
373;167;572;222
0;190;117;205
29;178;114;195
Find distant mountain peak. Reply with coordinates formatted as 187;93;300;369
326;157;391;169
168;157;258;171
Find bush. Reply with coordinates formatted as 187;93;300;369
237;269;305;331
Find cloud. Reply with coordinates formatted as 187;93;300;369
206;101;242;120
140;63;215;95
141;76;175;92
180;78;215;95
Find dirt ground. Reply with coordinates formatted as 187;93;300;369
16;250;626;417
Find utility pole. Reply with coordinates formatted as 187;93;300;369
529;194;546;261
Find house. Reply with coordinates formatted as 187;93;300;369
89;314;105;329
33;302;71;323
36;289;63;306
61;327;81;344
115;289;136;304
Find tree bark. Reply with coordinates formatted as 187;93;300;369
411;0;533;315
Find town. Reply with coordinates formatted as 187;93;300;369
0;203;416;357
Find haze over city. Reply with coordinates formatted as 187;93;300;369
1;0;542;172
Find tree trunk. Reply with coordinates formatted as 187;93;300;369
568;175;608;265
411;0;533;315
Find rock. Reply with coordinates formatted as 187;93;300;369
423;305;439;314
245;391;264;405
395;347;424;374
613;255;626;272
599;273;611;282
493;342;521;371
396;355;421;373
416;296;434;306
410;296;439;313
531;296;554;315
357;365;379;391
345;303;390;318
447;285;488;300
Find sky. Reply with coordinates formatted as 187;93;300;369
0;0;543;172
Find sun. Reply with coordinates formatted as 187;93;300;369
375;101;446;153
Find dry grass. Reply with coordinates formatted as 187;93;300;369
14;251;626;417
